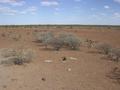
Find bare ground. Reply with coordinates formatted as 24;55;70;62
0;27;120;90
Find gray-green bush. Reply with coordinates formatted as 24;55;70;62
50;37;64;51
34;32;81;50
34;32;54;48
59;33;80;50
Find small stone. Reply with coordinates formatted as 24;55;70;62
41;78;46;81
44;60;53;63
3;85;7;88
68;68;71;71
69;57;78;60
62;57;67;61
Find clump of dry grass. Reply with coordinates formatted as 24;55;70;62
0;48;34;65
95;43;112;55
107;67;120;84
108;48;120;62
9;33;21;41
85;39;97;48
1;33;6;37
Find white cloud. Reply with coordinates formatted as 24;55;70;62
0;0;13;3
0;6;38;15
74;0;82;2
114;0;120;4
55;7;59;11
91;8;96;11
18;6;38;15
0;0;25;6
0;6;17;15
114;12;120;18
41;1;59;6
104;5;110;9
27;6;38;12
54;12;60;15
11;1;25;6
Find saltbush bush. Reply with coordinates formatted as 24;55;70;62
50;37;64;51
59;33;80;50
34;32;81;50
34;32;54;48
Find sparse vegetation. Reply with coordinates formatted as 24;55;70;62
34;32;54;48
9;33;21;41
0;25;120;89
50;37;64;51
107;67;120;84
86;39;96;48
1;33;6;37
108;48;120;62
95;43;112;55
34;32;81;50
62;33;80;50
0;48;34;65
58;33;81;50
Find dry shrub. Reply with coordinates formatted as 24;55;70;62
50;37;64;51
59;33;80;50
85;39;97;48
34;32;54;48
108;48;120;62
0;48;16;58
107;67;120;84
34;32;81;50
0;48;34;65
95;43;112;55
9;33;21;41
1;33;6;37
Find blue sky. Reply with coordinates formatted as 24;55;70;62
0;0;120;25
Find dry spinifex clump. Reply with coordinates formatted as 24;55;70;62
108;48;120;62
0;48;34;65
95;43;112;55
107;67;120;84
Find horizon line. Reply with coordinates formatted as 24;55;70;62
0;24;120;27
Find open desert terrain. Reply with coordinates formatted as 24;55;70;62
0;25;120;90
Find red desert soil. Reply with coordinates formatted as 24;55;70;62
0;28;120;90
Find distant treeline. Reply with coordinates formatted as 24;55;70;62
0;24;120;30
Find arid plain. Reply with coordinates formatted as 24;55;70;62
0;25;120;90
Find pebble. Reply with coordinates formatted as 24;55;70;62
44;60;53;63
68;68;72;71
69;57;78;60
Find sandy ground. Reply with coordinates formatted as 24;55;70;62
0;27;120;90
